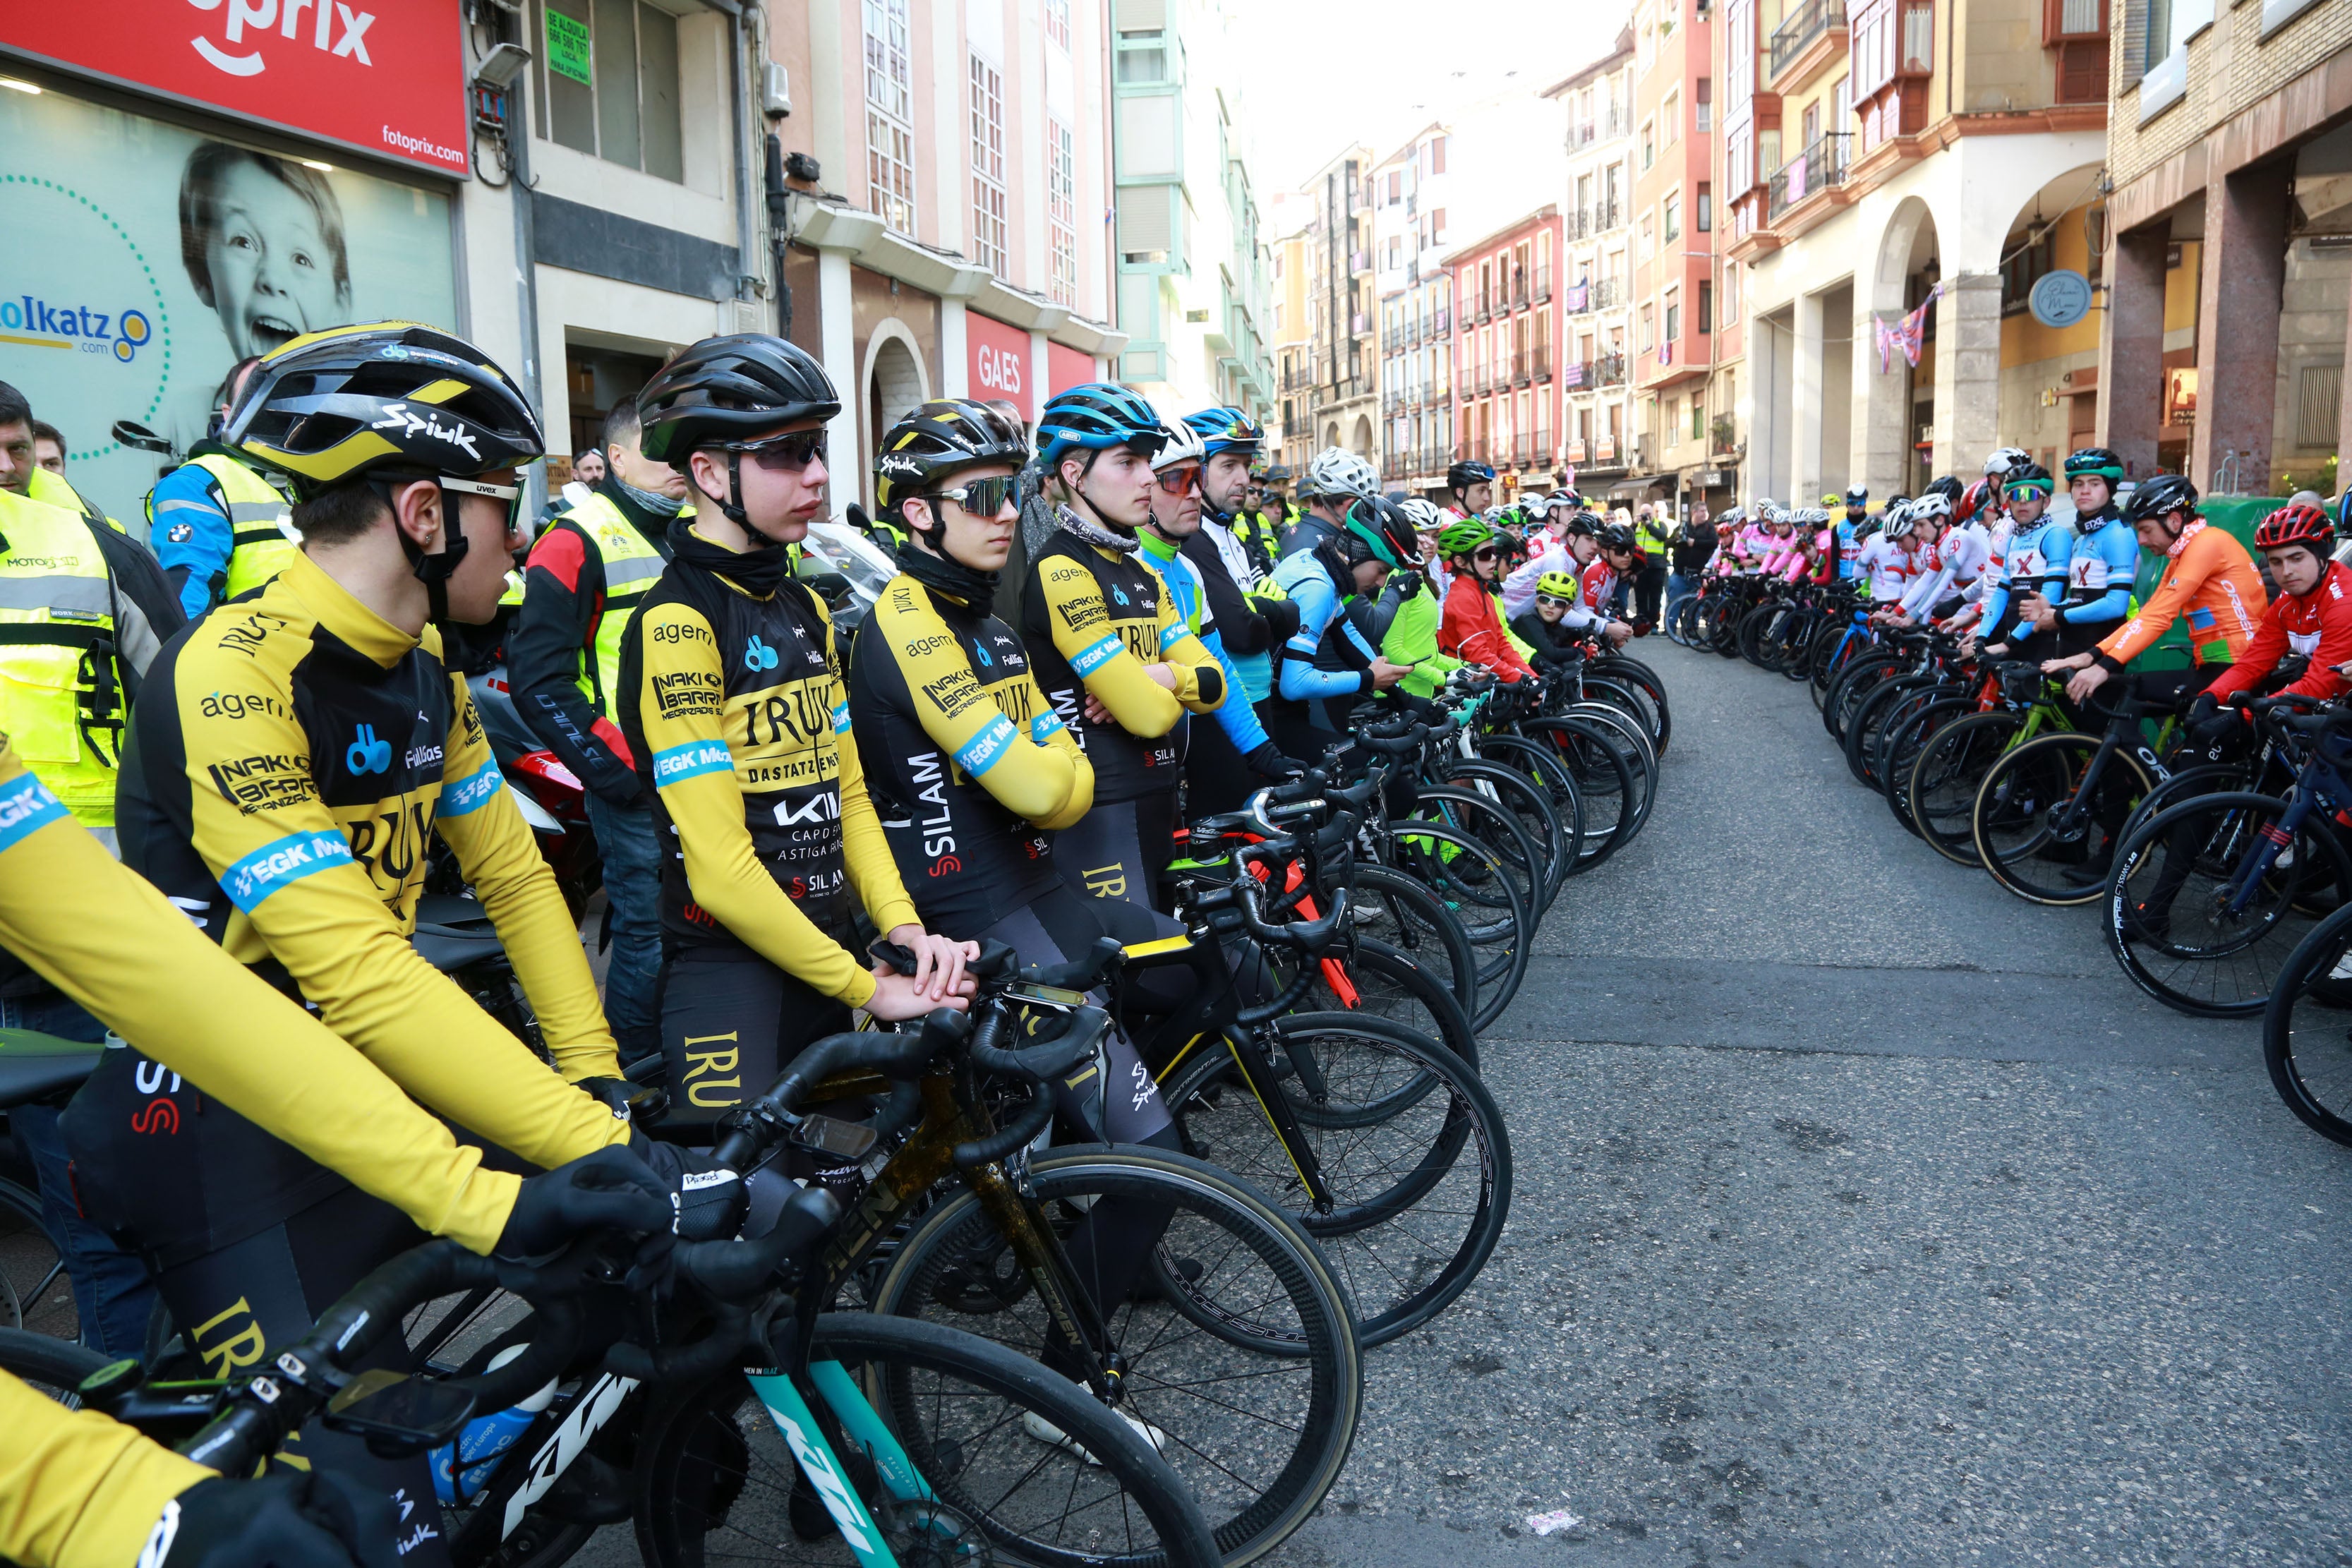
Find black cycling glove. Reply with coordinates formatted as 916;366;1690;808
497;1144;675;1262
575;1075;669;1126
632;1133;750;1243
1252;595;1303;643
151;1470;399;1568
1243;742;1305;781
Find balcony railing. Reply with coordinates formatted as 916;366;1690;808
1567;210;1589;240
1769;0;1846;78
1474;296;1492;324
1510;352;1531;387
1432;304;1452;334
1509;272;1530;309
1531;344;1552;381
1532;266;1552;305
1593;277;1622;309
1566;279;1593;314
1350;251;1372;272
1766;133;1851;222
1596;200;1622;231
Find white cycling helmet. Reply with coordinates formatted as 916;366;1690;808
1910;490;1954;526
1982;445;2032;480
1150;409;1207;472
1883;500;1919;540
1398;496;1445;531
1305;447;1379;504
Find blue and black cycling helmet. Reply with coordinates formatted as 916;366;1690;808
1035;382;1168;469
2063;446;2125;483
1448;459;1497;491
1183;406;1265;459
2002;461;2054;497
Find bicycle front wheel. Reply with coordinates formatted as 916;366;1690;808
2106;792;2352;1018
1972;732;2157;905
632;1310;1223;1568
1165;1013;1512;1348
864;1146;1363;1568
2264;900;2352;1147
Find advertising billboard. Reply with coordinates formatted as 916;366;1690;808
3;0;469;176
0;87;458;526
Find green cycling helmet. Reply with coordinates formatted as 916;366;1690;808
1535;571;1578;600
1438;518;1495;558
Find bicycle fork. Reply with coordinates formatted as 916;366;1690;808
744;1361;948;1568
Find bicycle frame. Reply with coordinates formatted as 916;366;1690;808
2213;751;2352;919
741;1355;954;1568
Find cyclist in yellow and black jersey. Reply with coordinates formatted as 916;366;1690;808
1020;383;1224;910
0;734;676;1568
57;324;707;1568
618;336;974;1128
850;400;1092;934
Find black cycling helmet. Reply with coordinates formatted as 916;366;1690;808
1855;516;1883;542
1341;495;1423;571
639;334;841;465
1596;520;1638;553
2124;472;2200;529
229;321;544;498
1447;459;1497;491
874;399;1028;523
2063;446;2125;483
1562;510;1600;538
2003;460;2054;496
1922;475;1963;504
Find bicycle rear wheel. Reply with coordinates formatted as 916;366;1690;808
1907;709;2025;866
1338;862;1480;1030
1164;1014;1511;1347
632;1310;1224;1568
1972;733;2157;905
1377;821;1531;1027
862;1147;1361;1567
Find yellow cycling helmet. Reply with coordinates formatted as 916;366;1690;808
1536;571;1578;600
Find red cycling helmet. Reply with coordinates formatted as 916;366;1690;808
1954;476;1994;526
2255;502;2334;554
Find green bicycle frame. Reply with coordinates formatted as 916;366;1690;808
742;1361;953;1568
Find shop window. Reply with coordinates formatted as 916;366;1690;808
536;0;685;182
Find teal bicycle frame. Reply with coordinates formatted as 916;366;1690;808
744;1361;963;1567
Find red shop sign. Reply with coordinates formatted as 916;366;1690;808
1047;342;1095;399
967;311;1031;418
4;1;469;176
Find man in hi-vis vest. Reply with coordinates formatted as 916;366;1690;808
507;396;690;1066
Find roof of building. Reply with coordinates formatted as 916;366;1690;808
1540;26;1636;98
1437;205;1562;270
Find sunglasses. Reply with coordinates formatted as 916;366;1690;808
732;429;829;472
394;474;526;536
1536;593;1575;608
926;476;1018;516
1154;466;1202;495
1471;545;1500;560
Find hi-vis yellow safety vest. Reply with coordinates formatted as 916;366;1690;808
560;492;668;716
0;490;128;824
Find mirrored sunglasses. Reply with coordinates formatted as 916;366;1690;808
927;476;1018;516
1154;466;1202;495
735;429;829;472
438;475;526;534
1472;545;1501;560
1536;593;1576;608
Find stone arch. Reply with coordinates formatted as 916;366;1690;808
1323;421;1341;450
1350;414;1375;457
1852;194;1941;497
859;319;930;510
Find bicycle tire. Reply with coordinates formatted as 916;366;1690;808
1474;734;1588;879
0;1324;107;1401
2262;900;2352;1147
1338;862;1482;1029
1376;821;1531;1027
1557;705;1658;838
1443;759;1572;910
1878;695;1974;835
1521;718;1639;867
632;1308;1225;1568
2105;792;2352;1018
1906;708;2027;867
1409;784;1549;920
1972;732;2159;906
861;1147;1360;1567
1163;1013;1511;1348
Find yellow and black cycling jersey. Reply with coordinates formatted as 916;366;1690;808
1018;526;1224;804
95;550;628;1255
618;522;917;1008
848;569;1092;935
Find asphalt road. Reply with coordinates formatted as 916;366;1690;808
1273;637;2352;1567
578;637;2352;1566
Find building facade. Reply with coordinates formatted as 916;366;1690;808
1629;0;1730;521
1548;31;1641;490
1447;209;1567;499
2099;0;2352;495
1106;0;1275;423
1298;146;1382;466
1723;0;2106;505
1269;213;1315;477
774;0;1128;514
1374;126;1458;497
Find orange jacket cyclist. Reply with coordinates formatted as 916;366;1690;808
2046;474;2268;709
618;336;974;1129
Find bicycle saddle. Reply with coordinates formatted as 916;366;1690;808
411;893;506;971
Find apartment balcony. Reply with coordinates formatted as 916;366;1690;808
1594;352;1628;386
1768;0;1847;81
1531;266;1552;306
1350;251;1372;273
1382;390;1406;414
1510;352;1531;387
1595;277;1623;310
1766;133;1851;222
1531;429;1552;466
1566;210;1589;240
1509;273;1530;310
1465;368;1489;396
1473;297;1492;325
1711;414;1740;455
1432;305;1453;334
1596;200;1622;232
1530;344;1552;382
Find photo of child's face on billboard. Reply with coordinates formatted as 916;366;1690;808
180;145;354;363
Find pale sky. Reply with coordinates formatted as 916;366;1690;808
1231;0;1629;196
